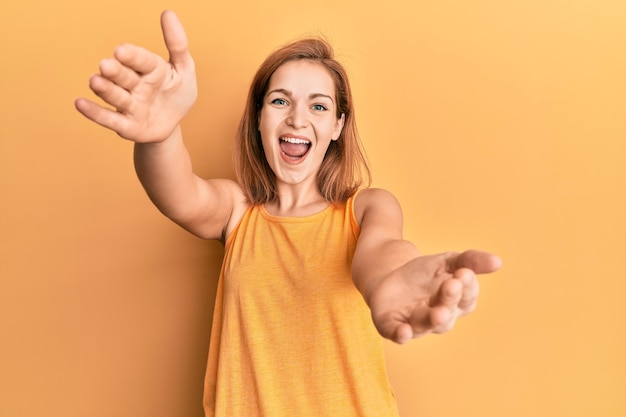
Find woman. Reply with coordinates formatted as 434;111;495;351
75;10;501;416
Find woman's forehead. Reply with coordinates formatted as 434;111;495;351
267;60;336;97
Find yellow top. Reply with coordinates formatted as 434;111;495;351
203;194;399;416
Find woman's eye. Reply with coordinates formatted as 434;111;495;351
312;104;328;111
271;98;287;106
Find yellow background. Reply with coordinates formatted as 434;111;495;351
1;0;624;416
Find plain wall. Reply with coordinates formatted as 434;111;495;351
1;0;624;416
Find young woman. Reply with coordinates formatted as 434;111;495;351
75;10;501;416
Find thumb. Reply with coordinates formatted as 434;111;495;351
447;250;502;274
160;10;193;68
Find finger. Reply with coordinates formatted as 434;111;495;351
374;309;430;344
88;74;133;112
99;57;141;91
429;306;457;334
430;277;463;308
74;98;131;137
160;10;193;69
395;323;415;345
427;279;462;333
455;269;480;313
405;306;437;338
114;43;160;75
447;250;502;274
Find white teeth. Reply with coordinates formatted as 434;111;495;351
281;137;310;144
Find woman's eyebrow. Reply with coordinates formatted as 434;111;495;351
310;93;334;103
266;88;292;97
266;89;334;103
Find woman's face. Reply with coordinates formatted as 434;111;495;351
258;59;344;190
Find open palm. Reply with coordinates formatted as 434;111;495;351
75;10;197;143
369;250;502;344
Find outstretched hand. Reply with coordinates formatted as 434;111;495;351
368;250;502;344
75;10;197;142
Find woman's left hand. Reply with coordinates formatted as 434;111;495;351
367;250;502;344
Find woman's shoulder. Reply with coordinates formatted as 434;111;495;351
353;188;402;226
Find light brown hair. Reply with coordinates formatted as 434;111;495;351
233;37;371;204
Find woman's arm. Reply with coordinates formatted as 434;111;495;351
75;11;243;240
352;188;502;344
133;128;243;240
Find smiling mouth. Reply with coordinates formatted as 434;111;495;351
279;137;311;159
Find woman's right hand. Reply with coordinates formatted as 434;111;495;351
75;10;197;143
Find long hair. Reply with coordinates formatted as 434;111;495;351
233;37;371;205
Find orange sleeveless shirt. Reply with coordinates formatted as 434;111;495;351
203;194;399;416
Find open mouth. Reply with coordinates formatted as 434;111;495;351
279;137;311;160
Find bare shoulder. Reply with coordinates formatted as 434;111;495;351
354;188;403;230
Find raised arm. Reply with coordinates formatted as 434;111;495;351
75;11;243;240
352;188;502;344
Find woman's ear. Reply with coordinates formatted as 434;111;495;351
331;113;345;141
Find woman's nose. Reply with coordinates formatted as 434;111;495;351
286;104;308;129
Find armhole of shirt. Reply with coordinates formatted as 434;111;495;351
348;189;363;240
224;204;254;248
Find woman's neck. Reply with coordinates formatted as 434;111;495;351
265;184;329;217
